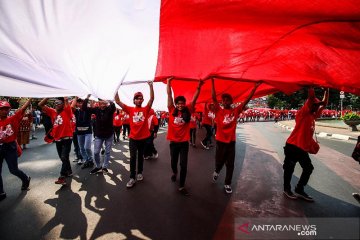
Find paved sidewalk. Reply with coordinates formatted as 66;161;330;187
278;120;359;141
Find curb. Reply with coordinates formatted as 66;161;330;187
276;122;357;141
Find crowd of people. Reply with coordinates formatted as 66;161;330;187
1;81;359;203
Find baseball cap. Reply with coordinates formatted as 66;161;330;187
0;101;11;108
134;92;143;100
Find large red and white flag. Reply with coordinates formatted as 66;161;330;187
1;0;360;109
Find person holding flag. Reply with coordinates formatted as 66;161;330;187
283;87;329;201
0;98;32;201
211;78;261;194
115;81;154;188
166;77;203;196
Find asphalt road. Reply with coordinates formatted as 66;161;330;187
0;122;359;240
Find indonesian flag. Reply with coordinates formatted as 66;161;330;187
1;0;360;109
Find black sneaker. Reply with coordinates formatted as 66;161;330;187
212;171;219;182
81;162;90;169
224;185;233;194
0;193;7;201
90;167;102;175
102;168;109;175
171;174;177;182
21;176;31;190
101;149;105;155
352;193;360;204
283;189;297;199
295;187;314;202
179;187;190;196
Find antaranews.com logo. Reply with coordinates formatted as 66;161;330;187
235;218;359;240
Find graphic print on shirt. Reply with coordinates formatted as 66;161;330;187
133;111;145;123
208;111;215;119
0;124;14;140
223;113;235;124
54;115;64;126
174;113;185;125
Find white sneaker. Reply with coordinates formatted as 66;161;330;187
136;174;143;181
152;153;159;159
212;171;219;182
126;178;136;188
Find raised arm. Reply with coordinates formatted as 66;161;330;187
38;98;49;110
147;81;154;108
64;97;69;107
190;80;204;109
317;88;330;116
167;77;174;108
19;98;32;113
241;82;261;109
321;88;329;106
114;91;126;109
71;96;78;109
211;78;218;105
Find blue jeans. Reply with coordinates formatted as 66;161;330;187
94;136;113;168
0;141;29;193
77;133;93;162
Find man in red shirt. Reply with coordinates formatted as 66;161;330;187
121;110;130;140
113;109;123;143
0;99;32;201
211;78;261;194
283;87;329;202
115;81;154;188
201;102;215;150
167;77;203;196
39;97;74;185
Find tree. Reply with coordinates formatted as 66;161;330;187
266;88;359;110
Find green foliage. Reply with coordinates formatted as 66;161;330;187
341;112;360;121
266;88;360;110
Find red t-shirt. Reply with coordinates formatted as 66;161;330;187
43;105;73;141
190;113;197;129
113;112;122;127
167;105;194;142
0;109;24;143
122;104;150;140
71;113;76;133
286;100;320;152
214;104;243;143
202;107;215;126
148;114;159;131
121;112;130;125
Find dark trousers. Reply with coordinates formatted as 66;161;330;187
190;128;196;145
114;126;122;141
55;139;73;177
0;142;28;194
283;143;314;191
73;132;82;160
202;124;213;146
170;141;189;187
215;140;235;185
122;124;130;137
129;138;146;179
144;132;157;158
